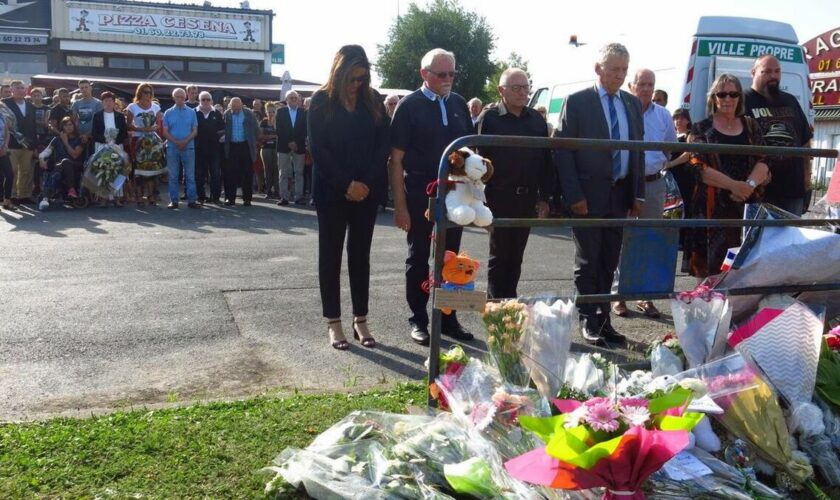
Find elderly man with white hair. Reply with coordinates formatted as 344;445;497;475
162;87;199;209
223;97;260;206
275;90;308;205
389;47;475;346
195;91;225;204
467;97;482;128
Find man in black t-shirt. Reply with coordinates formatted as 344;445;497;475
48;88;72;137
744;55;813;215
389;48;474;346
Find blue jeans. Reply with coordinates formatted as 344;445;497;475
167;145;197;203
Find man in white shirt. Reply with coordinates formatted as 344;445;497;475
612;68;676;318
275;90;307;205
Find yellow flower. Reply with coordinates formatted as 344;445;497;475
488;324;497;333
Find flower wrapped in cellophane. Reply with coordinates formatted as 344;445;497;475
83;143;128;196
482;299;530;386
505;384;705;500
428;345;471;411
133;111;166;177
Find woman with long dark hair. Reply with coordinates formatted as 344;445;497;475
309;45;390;350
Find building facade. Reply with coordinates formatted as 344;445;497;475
804;26;840;186
0;0;51;83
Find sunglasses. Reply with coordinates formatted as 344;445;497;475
350;74;369;84
715;91;740;99
502;84;530;93
427;70;457;79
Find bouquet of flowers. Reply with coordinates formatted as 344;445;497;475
429;345;470;411
483;299;530;386
519;298;575;400
505;384;705;500
84;144;127;195
133;112;166;177
817;328;840;413
647;333;685;377
671;286;731;368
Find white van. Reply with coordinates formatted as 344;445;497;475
678;16;814;125
529;79;591;133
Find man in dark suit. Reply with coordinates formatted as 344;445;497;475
554;43;645;347
275;91;307;205
2;80;37;204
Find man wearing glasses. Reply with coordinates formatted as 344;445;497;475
389;48;474;346
384;95;400;118
476;68;554;299
554;43;645;348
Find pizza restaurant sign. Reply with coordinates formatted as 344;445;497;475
803;27;840;107
66;7;261;43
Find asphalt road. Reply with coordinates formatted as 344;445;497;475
0;199;691;421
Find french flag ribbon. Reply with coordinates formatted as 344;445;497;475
720;246;740;272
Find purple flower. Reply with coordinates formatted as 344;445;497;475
584;400;620;432
618;397;648;409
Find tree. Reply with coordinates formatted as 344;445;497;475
481;52;529;103
377;0;495;101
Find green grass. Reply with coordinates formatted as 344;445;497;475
0;383;426;498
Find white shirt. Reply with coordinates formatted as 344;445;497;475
642;103;678;176
596;83;629;180
103;111;116;132
420;84;449;126
288;106;298;127
15;100;27;116
127;101;161;137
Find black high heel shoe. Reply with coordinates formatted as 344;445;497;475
328;320;350;351
353;318;376;348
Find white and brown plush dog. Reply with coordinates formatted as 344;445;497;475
445;148;494;226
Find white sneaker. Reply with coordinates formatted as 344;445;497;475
38;199;50;211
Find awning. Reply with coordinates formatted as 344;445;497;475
815;106;840;122
30;73;321;102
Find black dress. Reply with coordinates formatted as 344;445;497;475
686;116;765;278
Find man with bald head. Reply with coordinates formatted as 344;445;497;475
224;97;260;206
744;55;812;215
162;87;199;209
611;68;676;318
476;67;554;299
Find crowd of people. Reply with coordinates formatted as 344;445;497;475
0;80;327;210
0;42;813;352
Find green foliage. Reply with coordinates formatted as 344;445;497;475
0;383;425;497
377;0;495;101
481;52;530;103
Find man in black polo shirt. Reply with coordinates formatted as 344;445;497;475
390;48;475;346
477;68;555;299
744;55;813;216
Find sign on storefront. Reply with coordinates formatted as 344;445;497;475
804;27;840;107
66;7;262;44
271;43;284;64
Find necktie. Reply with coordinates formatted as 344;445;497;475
608;94;621;181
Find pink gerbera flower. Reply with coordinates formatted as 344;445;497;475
618;397;648;409
584;401;620;432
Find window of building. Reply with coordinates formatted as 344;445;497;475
109;57;145;70
189;60;222;72
149;59;184;72
0;52;47;75
66;55;104;68
227;62;261;75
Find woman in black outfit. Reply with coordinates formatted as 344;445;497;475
309;45;390;350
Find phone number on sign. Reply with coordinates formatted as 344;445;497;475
133;27;206;38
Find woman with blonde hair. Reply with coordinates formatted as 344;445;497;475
686;74;770;278
125;83;164;205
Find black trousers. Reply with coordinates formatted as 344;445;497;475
224;142;253;203
0;155;12;199
572;184;627;329
405;181;462;329
196;146;221;201
486;189;536;299
317;199;378;319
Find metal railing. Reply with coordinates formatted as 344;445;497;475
425;135;839;406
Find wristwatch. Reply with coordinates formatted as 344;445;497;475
746;179;757;189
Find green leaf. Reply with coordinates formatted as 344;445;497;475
649;387;692;414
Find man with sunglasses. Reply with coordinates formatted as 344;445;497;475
554;43;645;348
476;68;554;299
390;48;475;346
744;55;813;216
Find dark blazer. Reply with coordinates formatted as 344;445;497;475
223;107;260;162
274;106;307;154
91;110;128;146
308;90;390;205
1;97;37;149
554;86;645;216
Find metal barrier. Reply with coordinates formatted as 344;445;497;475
425;134;840;407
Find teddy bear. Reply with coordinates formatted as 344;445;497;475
439;250;480;315
445;148;494;227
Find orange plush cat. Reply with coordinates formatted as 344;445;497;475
439;250;479;315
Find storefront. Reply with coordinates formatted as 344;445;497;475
804;26;840;186
29;0;317;102
0;0;51;83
